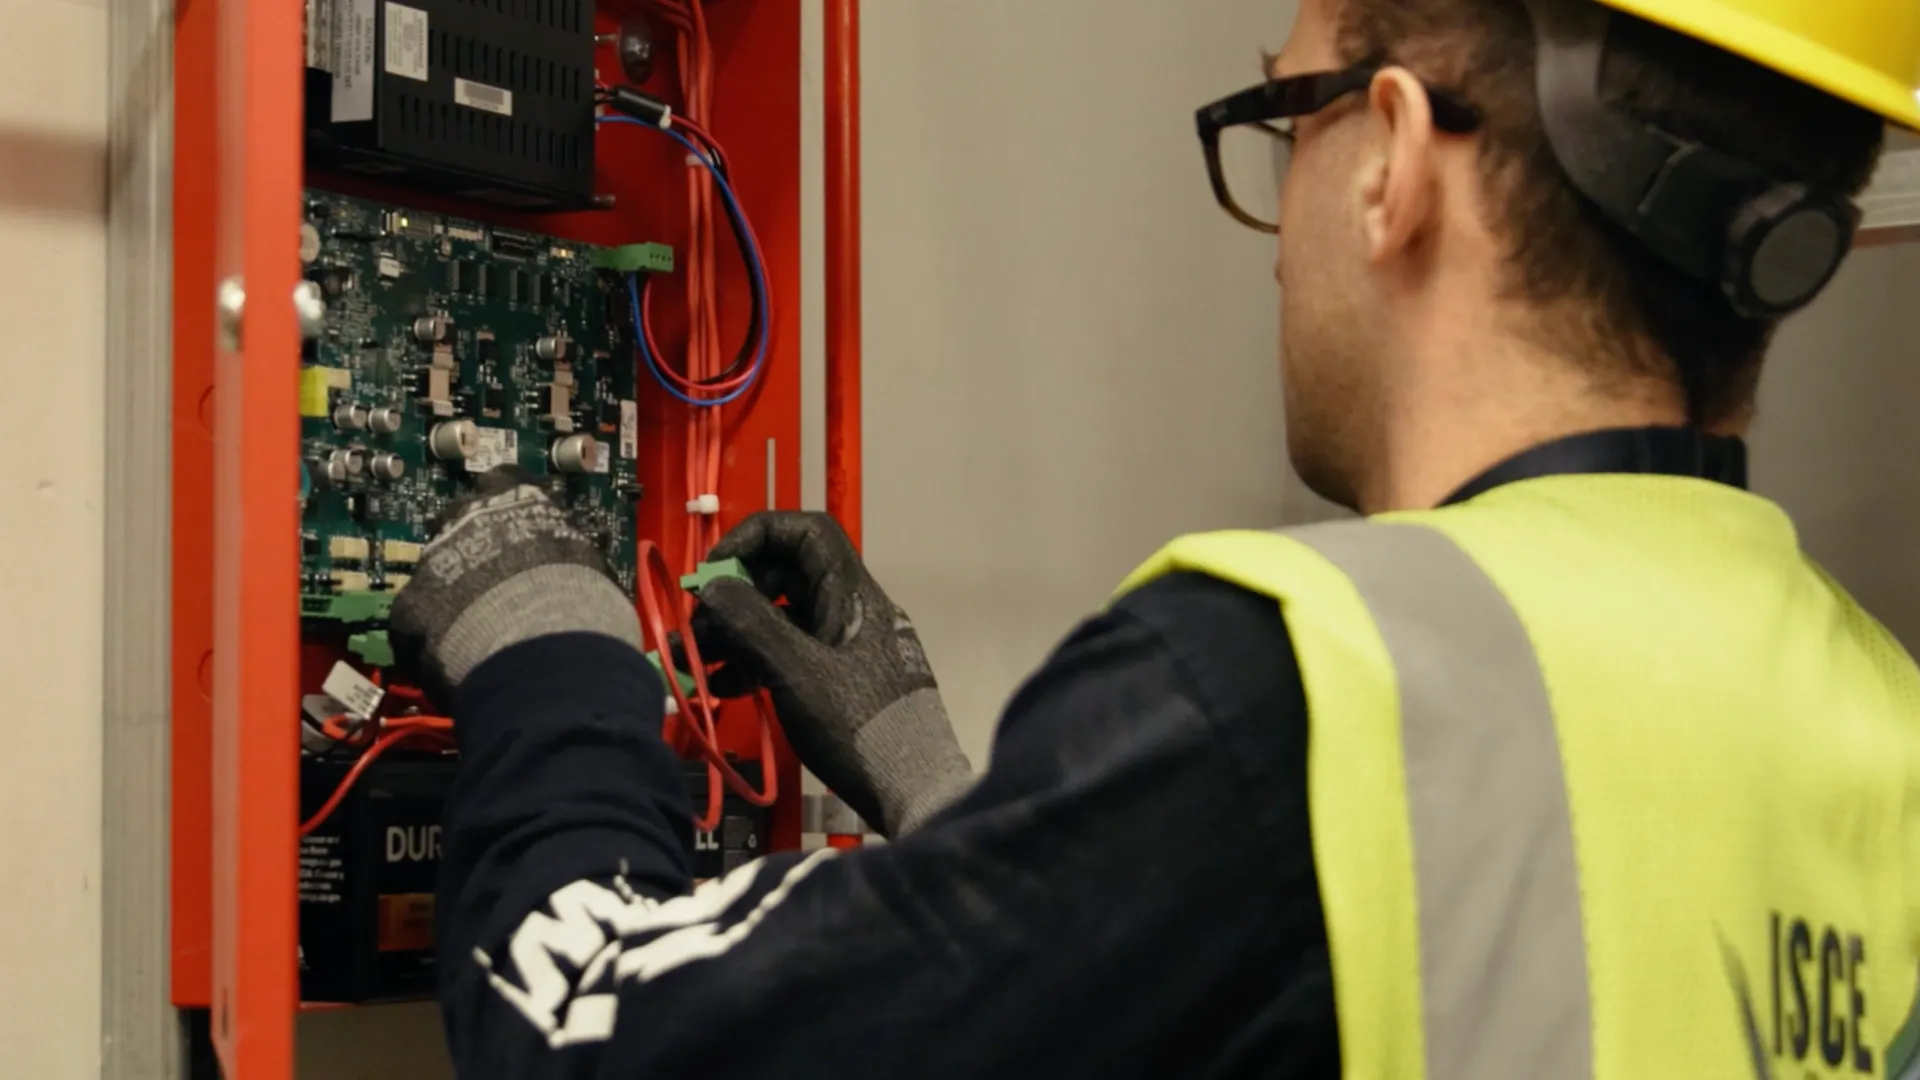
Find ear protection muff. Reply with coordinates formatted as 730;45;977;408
1724;182;1859;316
1521;0;1860;319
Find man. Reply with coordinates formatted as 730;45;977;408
392;0;1920;1076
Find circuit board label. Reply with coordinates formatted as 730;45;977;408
620;400;638;460
466;428;520;474
384;3;430;83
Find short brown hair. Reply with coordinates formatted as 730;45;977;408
1336;0;1886;425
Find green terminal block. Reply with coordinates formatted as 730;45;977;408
680;558;751;594
590;242;676;275
347;630;396;668
645;651;700;697
302;590;397;624
643;560;753;697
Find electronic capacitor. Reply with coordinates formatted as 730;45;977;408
325;449;362;483
333;403;370;432
368;453;406;482
413;313;451;344
429;419;479;461
550;433;599;474
367;406;405;435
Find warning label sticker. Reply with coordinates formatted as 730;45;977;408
307;0;335;71
321;661;384;720
454;78;514;117
330;0;376;123
299;834;346;905
383;3;430;82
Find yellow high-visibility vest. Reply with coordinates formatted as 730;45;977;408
1117;474;1920;1079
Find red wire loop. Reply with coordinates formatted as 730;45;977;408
636;540;778;831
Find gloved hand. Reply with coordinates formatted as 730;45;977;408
692;511;974;838
390;467;646;704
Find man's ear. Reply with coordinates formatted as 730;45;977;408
1358;67;1441;264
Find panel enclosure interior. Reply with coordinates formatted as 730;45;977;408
171;3;808;1059
305;0;598;210
299;188;645;663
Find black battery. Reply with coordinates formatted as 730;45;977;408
298;752;773;1004
299;752;456;1005
683;760;771;883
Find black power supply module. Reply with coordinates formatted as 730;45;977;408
304;0;599;210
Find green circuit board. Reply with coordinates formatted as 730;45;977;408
298;190;669;651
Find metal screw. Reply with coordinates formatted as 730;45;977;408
215;276;245;352
294;280;328;341
617;20;657;84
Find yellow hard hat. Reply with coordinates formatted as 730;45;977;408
1595;0;1920;129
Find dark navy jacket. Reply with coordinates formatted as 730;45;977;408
436;428;1742;1078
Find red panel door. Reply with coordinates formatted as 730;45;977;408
208;0;304;1073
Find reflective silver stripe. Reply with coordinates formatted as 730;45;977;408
1287;520;1593;1080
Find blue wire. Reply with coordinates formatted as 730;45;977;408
598;115;771;408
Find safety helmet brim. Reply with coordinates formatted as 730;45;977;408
1596;0;1920;130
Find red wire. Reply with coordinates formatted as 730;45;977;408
679;0;723;568
672;116;727;163
622;0;779;822
299;718;455;838
320;713;368;746
636;270;765;396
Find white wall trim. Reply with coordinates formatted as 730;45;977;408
1860;148;1920;247
102;0;180;1073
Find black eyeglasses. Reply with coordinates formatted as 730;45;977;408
1196;64;1482;234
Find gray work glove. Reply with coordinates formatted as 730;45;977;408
390;467;645;704
691;511;974;838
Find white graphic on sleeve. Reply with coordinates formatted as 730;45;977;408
475;850;838;1048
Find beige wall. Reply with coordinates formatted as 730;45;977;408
862;0;1302;763
1752;241;1920;646
0;0;107;1075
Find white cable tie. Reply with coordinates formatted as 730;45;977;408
686;494;721;515
663;695;680;717
660;106;674;130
